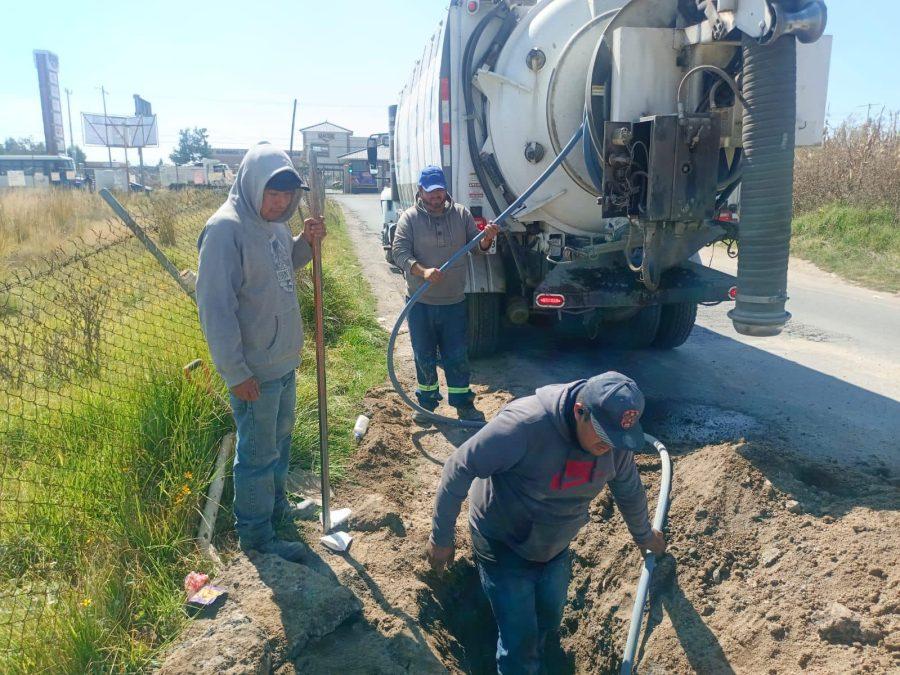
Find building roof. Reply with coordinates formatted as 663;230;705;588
299;121;353;134
338;146;391;161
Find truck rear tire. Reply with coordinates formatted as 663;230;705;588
467;293;502;358
652;302;698;349
600;305;662;349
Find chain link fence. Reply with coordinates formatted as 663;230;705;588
0;187;229;666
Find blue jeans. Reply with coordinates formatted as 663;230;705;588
477;549;571;675
229;370;296;548
407;299;473;408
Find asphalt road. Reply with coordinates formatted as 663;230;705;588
334;194;900;472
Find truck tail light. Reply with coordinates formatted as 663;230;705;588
474;216;488;231
536;293;566;308
467;0;480;14
728;286;738;300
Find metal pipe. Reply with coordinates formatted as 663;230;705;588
620;433;673;675
307;154;332;533
387;118;587;428
100;188;197;301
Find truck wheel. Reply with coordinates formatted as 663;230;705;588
600;305;662;349
652;302;698;349
467;293;502;358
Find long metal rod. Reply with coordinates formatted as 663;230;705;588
307;154;331;533
99;188;196;301
620;434;673;674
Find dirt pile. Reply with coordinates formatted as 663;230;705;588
159;386;899;674
561;441;898;673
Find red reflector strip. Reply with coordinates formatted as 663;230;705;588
536;293;566;308
440;78;450;101
442;122;451;146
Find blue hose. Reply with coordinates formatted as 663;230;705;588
387;117;588;428
619;434;673;674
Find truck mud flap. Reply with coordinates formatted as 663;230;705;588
533;260;735;309
464;250;506;294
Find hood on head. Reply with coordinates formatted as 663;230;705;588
535;380;587;442
230;142;304;224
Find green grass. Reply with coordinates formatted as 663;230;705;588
0;197;387;672
791;202;900;292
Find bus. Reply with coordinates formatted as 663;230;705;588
0;155;79;189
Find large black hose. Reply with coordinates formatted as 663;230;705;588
728;35;797;336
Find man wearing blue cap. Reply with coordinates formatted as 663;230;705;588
427;371;665;674
391;165;500;422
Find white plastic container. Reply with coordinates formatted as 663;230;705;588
352;415;370;442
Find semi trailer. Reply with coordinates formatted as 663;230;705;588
374;0;832;356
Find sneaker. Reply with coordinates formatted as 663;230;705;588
455;403;485;422
273;499;317;524
251;538;311;563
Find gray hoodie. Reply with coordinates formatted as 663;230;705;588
196;142;312;387
391;197;483;305
431;381;653;563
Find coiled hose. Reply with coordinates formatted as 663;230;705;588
387;117;587;428
620;434;673;674
728;35;797;336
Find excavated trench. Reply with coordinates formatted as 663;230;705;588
419;559;584;675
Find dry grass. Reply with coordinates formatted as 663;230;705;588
791;112;899;290
794;111;900;213
0;190;117;273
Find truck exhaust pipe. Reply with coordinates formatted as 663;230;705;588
728;33;798;337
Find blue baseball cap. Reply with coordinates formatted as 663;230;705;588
418;165;447;192
580;372;646;451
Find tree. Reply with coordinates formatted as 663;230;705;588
169;127;212;165
66;145;86;165
0;137;46;154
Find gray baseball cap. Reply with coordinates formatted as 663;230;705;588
580;372;646;451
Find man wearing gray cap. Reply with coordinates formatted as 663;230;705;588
427;371;665;674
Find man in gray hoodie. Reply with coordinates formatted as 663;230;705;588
427;371;665;674
391;165;499;422
196;142;325;562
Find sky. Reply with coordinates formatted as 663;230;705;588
1;0;897;165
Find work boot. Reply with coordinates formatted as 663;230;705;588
250;538;311;563
455;403;485;422
413;408;435;427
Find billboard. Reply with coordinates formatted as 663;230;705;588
82;113;158;148
33;50;65;155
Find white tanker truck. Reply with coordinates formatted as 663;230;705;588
373;0;831;356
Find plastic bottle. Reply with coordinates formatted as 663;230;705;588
352;414;370;442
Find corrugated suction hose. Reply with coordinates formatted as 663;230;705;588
728;35;797;336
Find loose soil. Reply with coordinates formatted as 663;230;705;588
160;385;899;674
158;199;899;674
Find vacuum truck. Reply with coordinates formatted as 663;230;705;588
373;0;831;356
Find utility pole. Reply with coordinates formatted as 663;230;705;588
99;85;112;167
64;88;75;159
288;98;298;167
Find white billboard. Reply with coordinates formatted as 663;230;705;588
82;113;159;148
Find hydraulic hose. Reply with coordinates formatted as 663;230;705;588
620;434;673;675
728;35;797;336
387;118;587;428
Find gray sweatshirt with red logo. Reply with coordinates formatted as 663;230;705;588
430;381;653;563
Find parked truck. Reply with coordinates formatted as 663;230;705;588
159;159;234;189
375;0;831;356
